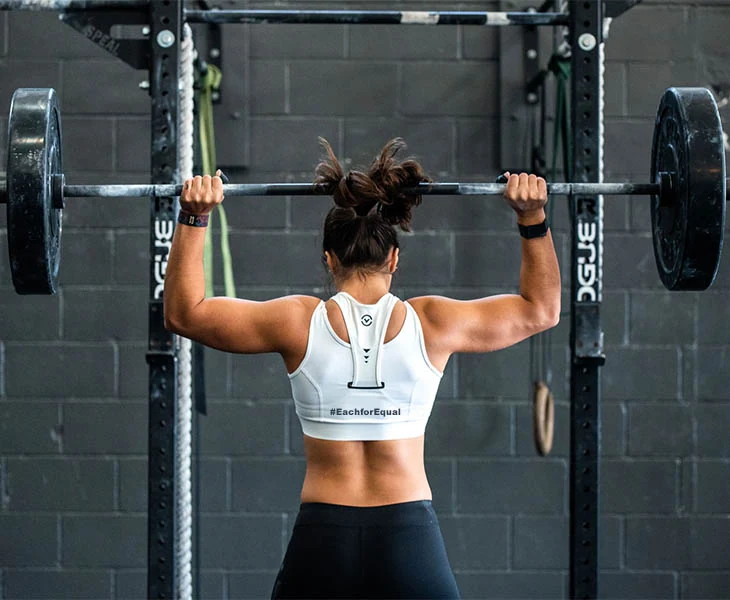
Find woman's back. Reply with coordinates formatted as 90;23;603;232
301;435;431;506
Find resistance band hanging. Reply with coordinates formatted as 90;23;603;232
198;63;236;299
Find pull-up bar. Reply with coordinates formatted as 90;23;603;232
0;2;569;26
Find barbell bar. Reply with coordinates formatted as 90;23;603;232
3;86;727;295
0;179;680;201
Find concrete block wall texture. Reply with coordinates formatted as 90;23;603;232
0;1;729;599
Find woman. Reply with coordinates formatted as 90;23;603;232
164;139;560;599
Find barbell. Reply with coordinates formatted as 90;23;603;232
2;87;727;295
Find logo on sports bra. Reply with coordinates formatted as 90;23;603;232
360;314;373;326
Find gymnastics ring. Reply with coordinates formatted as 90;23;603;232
533;380;554;456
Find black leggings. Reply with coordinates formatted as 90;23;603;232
271;500;460;600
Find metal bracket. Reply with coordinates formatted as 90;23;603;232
60;9;150;70
573;303;605;359
604;0;642;19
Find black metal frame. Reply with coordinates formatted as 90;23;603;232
60;9;150;69
22;1;640;597
569;2;605;598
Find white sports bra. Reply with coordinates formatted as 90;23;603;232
288;292;443;441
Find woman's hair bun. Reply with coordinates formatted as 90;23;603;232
313;137;430;231
367;138;430;231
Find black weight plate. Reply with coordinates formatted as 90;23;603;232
7;88;63;294
650;87;726;291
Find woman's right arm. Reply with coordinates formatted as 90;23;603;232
409;173;561;362
163;173;315;357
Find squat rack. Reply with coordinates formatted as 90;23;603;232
0;1;638;598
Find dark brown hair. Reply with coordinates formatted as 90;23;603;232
314;138;430;275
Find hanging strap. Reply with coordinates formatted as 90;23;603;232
331;292;398;389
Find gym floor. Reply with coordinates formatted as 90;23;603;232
0;1;729;599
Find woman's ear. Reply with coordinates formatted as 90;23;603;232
324;251;337;273
388;248;400;274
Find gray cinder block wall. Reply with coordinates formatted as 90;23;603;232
1;1;729;599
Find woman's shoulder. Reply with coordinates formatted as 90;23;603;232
279;294;324;314
405;295;451;311
285;294;324;305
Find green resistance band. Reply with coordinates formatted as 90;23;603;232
199;63;236;299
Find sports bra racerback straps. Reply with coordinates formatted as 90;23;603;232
330;292;399;390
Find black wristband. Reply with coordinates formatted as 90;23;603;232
177;210;209;227
518;219;549;239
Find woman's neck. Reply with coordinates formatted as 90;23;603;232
335;273;392;304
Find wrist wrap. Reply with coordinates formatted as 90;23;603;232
177;210;209;227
